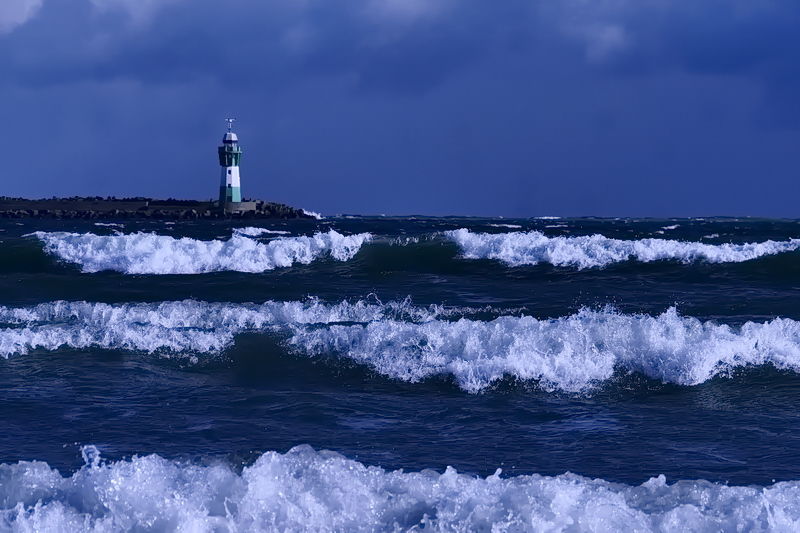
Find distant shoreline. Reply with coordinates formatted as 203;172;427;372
0;197;314;220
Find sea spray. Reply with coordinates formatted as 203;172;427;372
4;300;800;392
33;229;371;274
232;227;291;236
1;445;799;532
446;228;800;269
289;306;800;392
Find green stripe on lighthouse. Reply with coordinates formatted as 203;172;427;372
220;185;242;203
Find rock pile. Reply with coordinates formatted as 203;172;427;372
0;197;314;220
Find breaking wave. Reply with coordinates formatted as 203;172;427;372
446;228;800;269
301;209;323;220
232;227;291;237
0;299;411;359
1;445;799;532
33;229;371;274
5;300;800;392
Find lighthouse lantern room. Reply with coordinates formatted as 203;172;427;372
218;118;242;205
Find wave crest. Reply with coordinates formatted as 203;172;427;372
4;300;800;392
1;445;799;532
33;229;371;274
290;306;800;392
232;227;291;236
445;228;800;269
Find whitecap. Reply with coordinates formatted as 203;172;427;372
1;445;799;532
445;228;800;269
488;224;522;229
4;301;800;393
33;229;372;274
0;298;437;359
289;306;800;392
302;209;324;220
233;227;291;237
93;222;124;228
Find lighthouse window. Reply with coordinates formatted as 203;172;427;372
228;170;232;174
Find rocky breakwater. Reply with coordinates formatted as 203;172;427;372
0;197;315;220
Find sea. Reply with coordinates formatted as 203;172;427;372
2;215;800;531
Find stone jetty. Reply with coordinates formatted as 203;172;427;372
0;197;315;220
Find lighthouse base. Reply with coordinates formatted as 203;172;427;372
219;185;242;204
218;200;258;213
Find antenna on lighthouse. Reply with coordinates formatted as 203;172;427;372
225;118;236;132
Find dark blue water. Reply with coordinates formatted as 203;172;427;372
3;217;800;530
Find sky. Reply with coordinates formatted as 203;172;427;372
2;0;800;217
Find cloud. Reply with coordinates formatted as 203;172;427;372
0;0;42;34
2;0;800;114
545;0;800;74
569;23;628;63
0;0;500;93
2;1;800;215
362;0;455;25
88;0;183;25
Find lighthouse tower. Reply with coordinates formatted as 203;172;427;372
218;118;242;206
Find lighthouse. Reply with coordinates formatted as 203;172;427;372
218;118;242;206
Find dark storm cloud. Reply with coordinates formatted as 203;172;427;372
4;0;800;102
1;0;522;92
544;1;800;116
3;0;800;216
546;1;797;111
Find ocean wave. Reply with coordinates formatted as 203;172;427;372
32;229;371;274
1;445;798;532
289;306;800;392
0;299;440;360
93;222;124;228
445;228;800;269
487;223;522;229
5;300;800;393
302;209;323;220
232;227;291;236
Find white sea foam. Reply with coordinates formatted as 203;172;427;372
232;227;292;237
488;223;522;229
0;299;405;357
5;301;800;393
302;209;324;220
290;306;800;392
446;228;800;269
1;445;799;532
93;222;124;228
391;236;420;246
33;229;371;274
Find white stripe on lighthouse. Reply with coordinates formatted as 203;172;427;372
220;166;242;203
